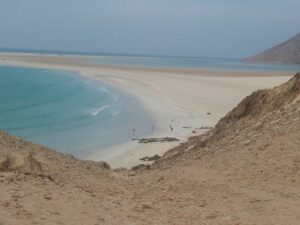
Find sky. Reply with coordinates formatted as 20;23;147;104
0;0;299;58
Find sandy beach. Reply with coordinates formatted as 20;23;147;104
0;53;293;168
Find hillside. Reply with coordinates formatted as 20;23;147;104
1;73;300;225
245;33;300;64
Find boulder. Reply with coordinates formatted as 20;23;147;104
131;164;150;171
147;154;161;161
0;151;43;174
96;161;111;170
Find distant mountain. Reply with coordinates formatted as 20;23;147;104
245;33;300;64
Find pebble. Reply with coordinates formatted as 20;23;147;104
44;194;52;200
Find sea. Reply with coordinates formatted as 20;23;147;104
0;65;153;158
84;55;300;72
0;50;299;158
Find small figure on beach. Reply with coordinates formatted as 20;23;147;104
170;124;173;132
132;128;136;136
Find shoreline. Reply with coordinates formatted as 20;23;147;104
0;53;294;168
79;73;203;168
80;70;209;168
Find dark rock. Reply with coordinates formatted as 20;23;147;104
131;164;150;171
96;161;111;170
141;203;151;210
197;126;214;130
139;156;149;161
132;137;179;144
140;154;161;162
147;154;161;161
44;194;52;200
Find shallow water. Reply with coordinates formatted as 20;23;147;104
85;56;300;72
0;66;153;157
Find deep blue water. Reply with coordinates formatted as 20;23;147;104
0;66;153;157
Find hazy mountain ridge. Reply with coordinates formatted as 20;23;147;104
245;33;300;64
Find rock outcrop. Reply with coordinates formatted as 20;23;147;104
214;72;300;134
0;152;42;174
158;73;300;165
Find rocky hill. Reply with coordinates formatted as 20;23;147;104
1;73;300;225
245;33;300;64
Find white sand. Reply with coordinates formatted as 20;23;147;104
0;53;293;168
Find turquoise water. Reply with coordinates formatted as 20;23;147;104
0;66;153;157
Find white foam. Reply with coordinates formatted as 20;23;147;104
113;95;119;102
112;111;120;116
99;87;109;93
91;105;111;116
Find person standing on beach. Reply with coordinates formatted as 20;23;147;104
170;124;173;132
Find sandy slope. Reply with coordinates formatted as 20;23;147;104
0;53;293;167
0;73;299;225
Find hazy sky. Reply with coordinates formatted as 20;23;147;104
0;0;299;58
